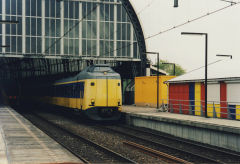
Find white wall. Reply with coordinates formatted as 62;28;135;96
227;83;240;104
207;84;220;102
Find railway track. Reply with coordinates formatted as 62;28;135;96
123;141;192;164
121;125;240;163
16;105;240;163
99;125;231;163
22;112;135;164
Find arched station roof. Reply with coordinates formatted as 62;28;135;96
0;0;147;81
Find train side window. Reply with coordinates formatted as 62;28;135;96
91;82;95;86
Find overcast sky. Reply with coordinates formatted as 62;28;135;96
129;0;240;71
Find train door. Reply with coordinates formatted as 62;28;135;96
107;78;118;106
96;79;107;107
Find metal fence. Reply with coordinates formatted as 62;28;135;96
159;99;240;120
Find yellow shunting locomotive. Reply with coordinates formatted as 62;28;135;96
42;64;122;120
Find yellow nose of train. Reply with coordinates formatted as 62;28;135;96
52;64;122;121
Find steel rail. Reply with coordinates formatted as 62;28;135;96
101;126;223;163
30;113;136;164
122;125;240;158
123;141;192;164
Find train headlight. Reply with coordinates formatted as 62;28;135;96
91;99;95;106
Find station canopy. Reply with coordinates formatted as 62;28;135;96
0;0;147;81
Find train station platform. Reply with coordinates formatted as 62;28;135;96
122;105;240;153
0;106;82;164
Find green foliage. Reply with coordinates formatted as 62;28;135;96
157;60;186;76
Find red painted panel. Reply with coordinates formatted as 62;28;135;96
181;84;189;114
169;83;189;114
169;84;173;112
169;84;179;113
201;83;205;114
220;82;227;118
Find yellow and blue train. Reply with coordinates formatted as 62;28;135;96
37;64;122;120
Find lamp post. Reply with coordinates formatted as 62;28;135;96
181;32;208;118
216;54;232;59
174;0;178;7
144;52;160;109
162;62;176;76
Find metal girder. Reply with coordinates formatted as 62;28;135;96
121;0;147;76
0;0;146;81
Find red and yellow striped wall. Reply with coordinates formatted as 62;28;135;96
169;82;240;120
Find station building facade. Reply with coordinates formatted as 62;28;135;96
0;0;146;105
166;60;240;120
0;0;146;103
0;0;142;60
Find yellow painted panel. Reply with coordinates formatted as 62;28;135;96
83;79;96;109
135;77;155;106
69;98;77;109
207;104;214;117
85;79;122;108
195;83;201;116
159;76;175;104
207;104;220;118
236;105;240;120
215;104;221;118
135;76;175;107
95;79;107;106
108;79;120;106
47;97;84;110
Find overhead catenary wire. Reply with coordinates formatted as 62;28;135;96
102;1;240;57
183;59;223;75
219;0;237;4
45;1;240;62
136;0;156;15
145;1;240;40
2;1;239;76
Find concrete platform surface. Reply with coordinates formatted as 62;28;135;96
122;105;240;134
0;106;82;164
122;105;240;152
